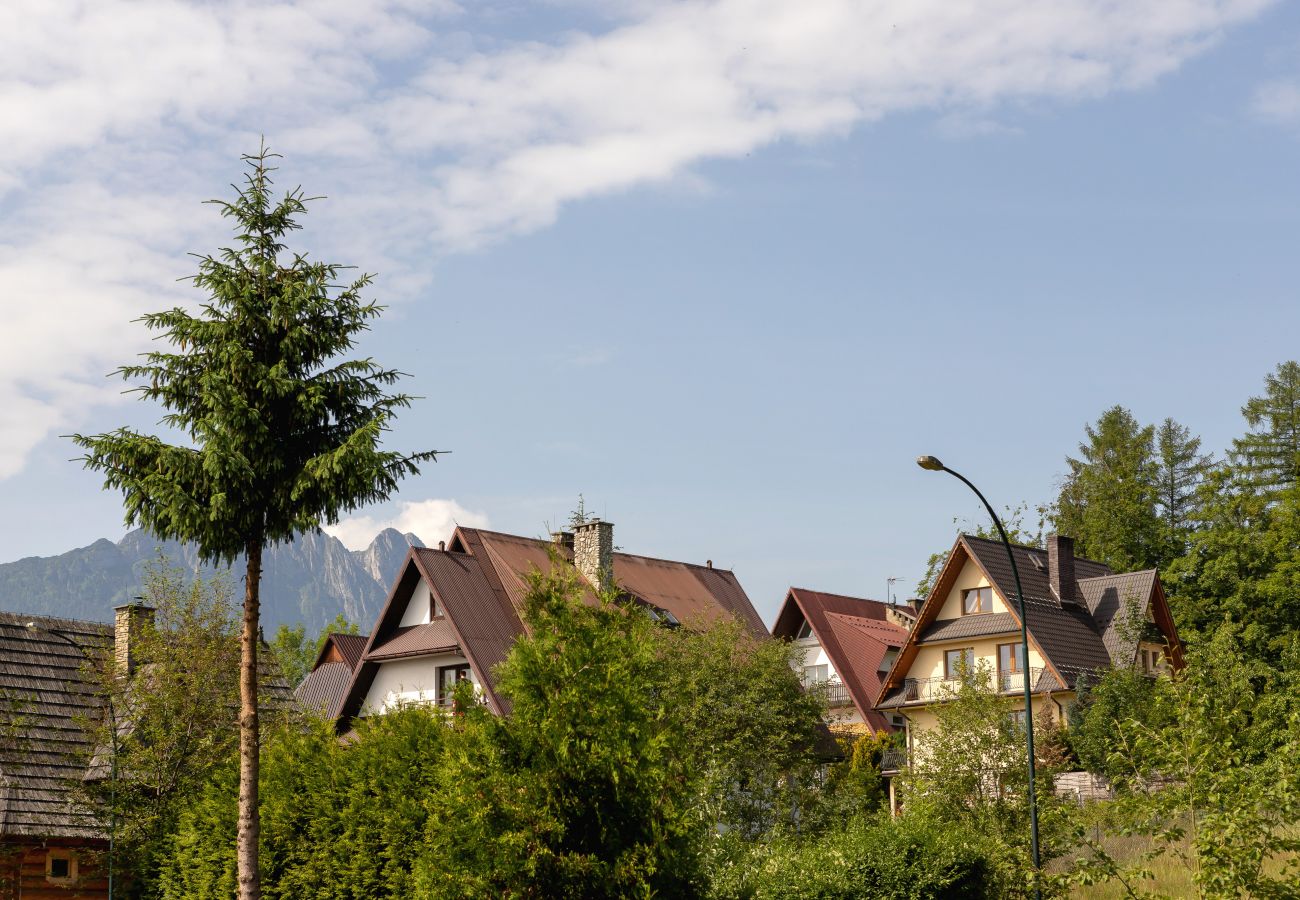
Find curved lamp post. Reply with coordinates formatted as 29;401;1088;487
915;455;1041;895
28;623;116;900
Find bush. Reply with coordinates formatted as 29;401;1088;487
710;815;994;900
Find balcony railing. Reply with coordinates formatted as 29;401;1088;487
880;749;908;773
808;680;854;708
896;668;1043;704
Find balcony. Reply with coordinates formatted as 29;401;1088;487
809;680;855;708
895;668;1043;704
880;749;908;773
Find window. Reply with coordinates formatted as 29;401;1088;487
962;586;992;615
944;648;974;679
1007;709;1027;731
795;619;813;639
802;664;828;687
998;642;1026;691
46;851;76;883
437;664;472;706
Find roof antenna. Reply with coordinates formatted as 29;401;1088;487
886;577;899;606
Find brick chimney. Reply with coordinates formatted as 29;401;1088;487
1047;534;1076;606
573;519;614;593
114;602;155;677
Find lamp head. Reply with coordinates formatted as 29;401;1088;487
916;455;944;472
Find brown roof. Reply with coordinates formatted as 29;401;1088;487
772;588;910;733
338;526;765;726
295;661;354;720
324;633;369;670
876;534;1180;708
0;612;111;840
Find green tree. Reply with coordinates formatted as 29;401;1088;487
161;707;447;900
78;565;290;898
71;147;437;899
414;564;702;898
1232;360;1300;495
1070;625;1300;898
269;613;359;689
1053;406;1162;571
1153;417;1212;563
653;617;826;839
1067;667;1161;780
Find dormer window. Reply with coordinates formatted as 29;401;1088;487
962;586;992;615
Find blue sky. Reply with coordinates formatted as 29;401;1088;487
3;0;1299;623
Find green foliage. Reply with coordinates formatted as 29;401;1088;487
812;732;893;825
71;147;437;563
77;565;280;898
1154;417;1213;561
414;564;702;898
1068;625;1300;898
1231;360;1300;495
708;814;996;900
1067;668;1162;780
652;616;826;838
269;613;359;688
1053;406;1165;572
161;708;447;900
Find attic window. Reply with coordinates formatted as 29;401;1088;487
962;587;992;615
795;619;813;640
1029;553;1046;571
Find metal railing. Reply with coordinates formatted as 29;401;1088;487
809;680;854;707
897;668;1043;703
880;749;908;772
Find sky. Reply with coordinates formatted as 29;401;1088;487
3;0;1300;624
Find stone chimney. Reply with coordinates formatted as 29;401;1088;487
114;602;155;678
1047;534;1076;606
573;519;614;593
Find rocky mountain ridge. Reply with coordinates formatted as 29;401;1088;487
0;528;423;631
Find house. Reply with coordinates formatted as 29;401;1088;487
770;588;913;734
0;609;130;899
336;520;767;726
295;632;369;721
875;533;1184;779
0;602;295;899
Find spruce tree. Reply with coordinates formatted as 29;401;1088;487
1232;361;1300;495
72;147;437;900
1154;417;1212;563
1053;406;1161;571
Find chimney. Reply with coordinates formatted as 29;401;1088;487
573;519;614;593
551;531;575;551
114;602;155;678
1047;534;1076;605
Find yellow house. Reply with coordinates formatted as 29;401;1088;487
875;533;1183;776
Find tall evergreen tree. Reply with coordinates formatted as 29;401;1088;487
1231;361;1300;495
1154;417;1212;563
1052;406;1162;571
72;147;436;900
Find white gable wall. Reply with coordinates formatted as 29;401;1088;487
361;652;477;715
398;579;433;627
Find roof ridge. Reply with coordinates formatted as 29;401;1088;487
0;611;113;632
959;533;1112;568
791;587;889;605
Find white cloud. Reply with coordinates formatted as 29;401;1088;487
0;0;1277;476
324;498;490;549
1250;78;1300;125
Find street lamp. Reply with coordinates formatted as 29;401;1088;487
915;455;1042;894
27;623;117;900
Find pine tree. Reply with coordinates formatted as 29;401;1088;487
1232;361;1300;495
1154;418;1212;563
1052;406;1161;571
72;147;437;900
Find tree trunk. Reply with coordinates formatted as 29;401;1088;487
237;541;262;900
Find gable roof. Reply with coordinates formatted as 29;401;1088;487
877;534;1178;707
297;632;371;720
772;588;910;733
0;612;111;840
338;527;765;725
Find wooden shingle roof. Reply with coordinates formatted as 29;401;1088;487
0;612;110;840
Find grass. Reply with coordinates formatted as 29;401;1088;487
1051;814;1300;898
